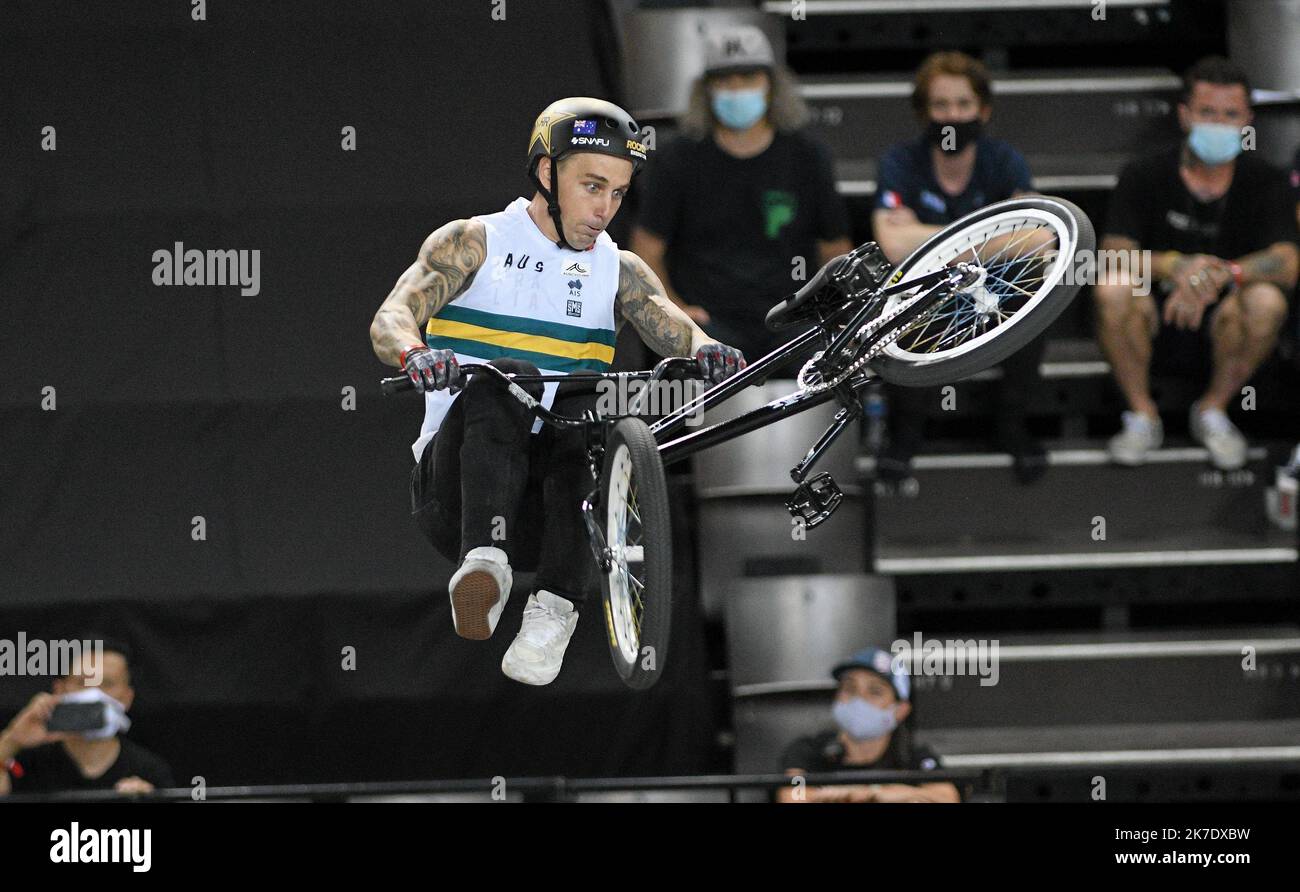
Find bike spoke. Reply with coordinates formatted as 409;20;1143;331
884;210;1069;360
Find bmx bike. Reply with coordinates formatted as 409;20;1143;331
382;195;1095;690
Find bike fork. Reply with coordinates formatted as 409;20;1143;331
581;416;612;573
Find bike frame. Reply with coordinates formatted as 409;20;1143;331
387;261;967;483
649;263;969;477
382;259;971;546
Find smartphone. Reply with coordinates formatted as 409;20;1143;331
46;701;108;733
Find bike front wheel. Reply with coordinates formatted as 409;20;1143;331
869;196;1095;387
598;417;673;690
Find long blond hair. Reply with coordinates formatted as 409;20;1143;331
679;66;810;138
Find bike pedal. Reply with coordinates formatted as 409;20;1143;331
785;472;844;529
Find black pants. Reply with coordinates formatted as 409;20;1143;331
409;358;598;608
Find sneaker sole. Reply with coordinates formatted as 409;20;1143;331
451;571;501;640
501;652;560;686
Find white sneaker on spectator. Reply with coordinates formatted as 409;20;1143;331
1190;403;1247;470
501;591;578;686
1107;411;1163;466
448;546;512;640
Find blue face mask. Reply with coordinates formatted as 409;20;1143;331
832;697;898;741
711;88;767;130
1188;122;1243;165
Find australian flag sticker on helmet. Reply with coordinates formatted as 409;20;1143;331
573;119;597;136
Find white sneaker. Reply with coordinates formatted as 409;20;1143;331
501;591;579;686
1190;403;1247;470
448;546;512;640
1107;411;1163;466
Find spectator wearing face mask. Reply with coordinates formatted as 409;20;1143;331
0;638;173;796
871;51;1045;484
632;24;853;363
777;647;960;803
1096;56;1298;470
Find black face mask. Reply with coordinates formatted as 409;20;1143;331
926;119;982;154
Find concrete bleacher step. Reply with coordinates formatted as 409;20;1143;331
792;67;1182;194
730;625;1300;785
764;0;1171;15
859;441;1298;574
965;336;1109;382
899;626;1300;729
930;719;1300;768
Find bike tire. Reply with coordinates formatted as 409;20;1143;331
598;417;673;690
870;196;1095;387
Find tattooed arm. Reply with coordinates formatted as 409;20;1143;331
615;249;715;357
1233;242;1299;290
369;219;487;366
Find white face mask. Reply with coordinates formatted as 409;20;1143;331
59;687;132;740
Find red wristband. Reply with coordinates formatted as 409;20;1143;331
399;344;426;367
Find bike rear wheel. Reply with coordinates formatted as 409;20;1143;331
869;196;1095;387
599;417;672;690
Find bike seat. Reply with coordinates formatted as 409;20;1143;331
765;241;894;331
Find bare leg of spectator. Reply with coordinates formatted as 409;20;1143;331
1093;279;1160;418
1199;283;1289;412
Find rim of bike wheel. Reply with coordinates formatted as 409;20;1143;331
605;443;645;666
879;207;1076;364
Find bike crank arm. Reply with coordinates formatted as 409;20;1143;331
789;389;861;485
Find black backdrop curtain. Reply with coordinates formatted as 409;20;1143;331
0;0;715;783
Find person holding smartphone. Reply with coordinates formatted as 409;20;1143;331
0;639;173;797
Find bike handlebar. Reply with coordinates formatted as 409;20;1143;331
380;357;703;396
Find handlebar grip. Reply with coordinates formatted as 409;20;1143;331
381;374;414;395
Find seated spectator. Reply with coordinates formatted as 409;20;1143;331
777;647;960;803
1292;143;1300;345
872;50;1047;484
1096;56;1299;470
0;637;173;796
632;24;853;363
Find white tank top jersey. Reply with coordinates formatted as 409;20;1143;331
411;197;621;462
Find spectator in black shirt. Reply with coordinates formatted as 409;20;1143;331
872;51;1046;484
0;638;173;796
1095;56;1299;470
632;24;853;362
777;647;959;803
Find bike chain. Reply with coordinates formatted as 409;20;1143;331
796;295;925;393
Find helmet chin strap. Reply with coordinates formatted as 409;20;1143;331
529;158;581;252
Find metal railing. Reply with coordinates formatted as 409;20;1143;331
0;768;991;804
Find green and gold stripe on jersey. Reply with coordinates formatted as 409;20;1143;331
424;304;617;374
